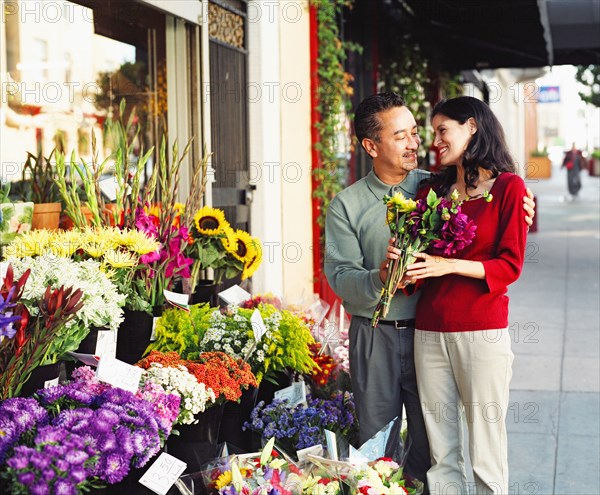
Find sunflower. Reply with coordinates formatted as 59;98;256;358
220;226;237;254
193;207;229;236
241;237;262;280
231;229;254;262
214;468;250;490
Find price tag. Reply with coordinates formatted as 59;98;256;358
297;444;323;462
324;430;338;461
98;177;119;201
150;317;159;341
44;377;59;389
138;452;187;495
95;329;117;358
250;309;267;342
218;285;251;306
96;356;142;393
274;381;306;408
163;290;190;310
68;352;100;367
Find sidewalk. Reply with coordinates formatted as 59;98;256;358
508;165;600;494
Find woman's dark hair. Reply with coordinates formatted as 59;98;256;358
354;92;406;148
429;96;515;196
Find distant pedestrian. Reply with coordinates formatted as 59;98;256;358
562;142;585;198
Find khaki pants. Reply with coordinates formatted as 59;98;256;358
415;329;514;495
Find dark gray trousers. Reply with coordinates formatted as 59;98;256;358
349;315;431;486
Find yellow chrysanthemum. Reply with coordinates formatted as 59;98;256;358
118;229;160;255
82;241;110;259
103;249;138;268
48;230;83;257
5;229;52;257
386;209;396;226
193;207;229;236
80;227;118;252
387;192;417;213
242;237;262;280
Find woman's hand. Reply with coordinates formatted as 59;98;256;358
524;187;536;228
406;252;457;280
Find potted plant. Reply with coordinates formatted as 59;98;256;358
0;182;33;248
10;150;63;230
527;148;552;179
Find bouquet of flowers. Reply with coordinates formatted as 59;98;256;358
7;253;126;364
136;350;257;406
186;205;263;290
348;457;423;495
139;362;216;425
0;266;84;399
203;438;304;495
5;226;161;312
371;189;477;326
244;392;358;456
0;366;180;492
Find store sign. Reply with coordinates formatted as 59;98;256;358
538;86;560;103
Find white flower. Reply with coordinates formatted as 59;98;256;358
141;363;216;425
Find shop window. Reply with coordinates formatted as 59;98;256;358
1;0;167;182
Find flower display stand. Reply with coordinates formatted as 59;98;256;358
116;309;155;364
19;362;63;397
218;386;260;452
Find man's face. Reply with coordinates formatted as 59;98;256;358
362;106;420;175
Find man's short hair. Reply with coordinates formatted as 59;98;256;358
354;92;406;144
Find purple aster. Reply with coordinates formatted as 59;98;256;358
36;425;67;445
54;479;77;495
17;471;36;486
30;483;50;495
98;452;130;484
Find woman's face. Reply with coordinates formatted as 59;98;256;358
432;114;476;167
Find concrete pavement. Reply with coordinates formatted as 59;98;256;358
507;163;600;495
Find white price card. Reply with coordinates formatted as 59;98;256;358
98;177;119;201
324;430;338;461
163;289;190;310
274;381;307;408
138;452;187;495
44;377;59;389
96;356;142;393
250;309;267;342
218;285;251;306
297;444;323;462
68;352;100;367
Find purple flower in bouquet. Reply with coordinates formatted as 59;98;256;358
372;189;478;326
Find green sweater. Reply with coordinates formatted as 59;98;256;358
324;168;430;320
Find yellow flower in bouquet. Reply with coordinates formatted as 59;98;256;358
194;206;229;236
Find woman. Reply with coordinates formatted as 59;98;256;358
562;142;585;198
393;96;527;494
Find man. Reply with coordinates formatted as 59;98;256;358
324;92;535;489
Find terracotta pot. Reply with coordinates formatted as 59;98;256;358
59;205;96;230
31;202;62;230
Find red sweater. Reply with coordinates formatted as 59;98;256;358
415;173;527;332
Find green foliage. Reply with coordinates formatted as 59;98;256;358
312;0;362;229
576;65;600;108
379;43;431;164
14;150;63;204
530;148;549;157
145;303;215;358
